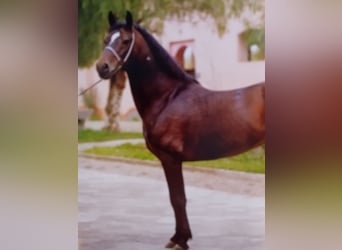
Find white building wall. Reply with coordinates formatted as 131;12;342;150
160;17;265;90
78;65;109;109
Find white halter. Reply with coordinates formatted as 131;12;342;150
104;31;135;67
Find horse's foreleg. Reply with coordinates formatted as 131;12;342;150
161;158;192;250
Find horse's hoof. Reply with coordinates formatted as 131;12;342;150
174;244;187;250
165;241;176;248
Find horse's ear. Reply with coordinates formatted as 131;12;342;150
125;11;133;30
108;11;117;27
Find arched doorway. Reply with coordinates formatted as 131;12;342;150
175;46;196;77
170;40;196;78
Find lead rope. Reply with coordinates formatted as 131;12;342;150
78;79;103;96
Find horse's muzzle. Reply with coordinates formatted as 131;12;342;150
96;62;111;79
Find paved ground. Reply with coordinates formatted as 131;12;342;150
79;155;264;250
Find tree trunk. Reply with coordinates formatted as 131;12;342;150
103;70;127;132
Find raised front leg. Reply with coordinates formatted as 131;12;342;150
160;158;192;250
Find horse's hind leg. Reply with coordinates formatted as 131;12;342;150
160;157;192;250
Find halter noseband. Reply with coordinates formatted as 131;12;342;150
104;31;135;69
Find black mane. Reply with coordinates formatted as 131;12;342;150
135;25;197;83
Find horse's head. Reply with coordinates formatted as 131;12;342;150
96;11;135;79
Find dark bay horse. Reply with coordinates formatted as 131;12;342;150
96;11;265;250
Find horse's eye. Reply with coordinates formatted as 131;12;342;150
104;37;110;45
122;39;130;45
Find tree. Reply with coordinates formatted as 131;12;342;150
103;71;127;132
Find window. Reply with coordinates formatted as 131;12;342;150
238;28;265;62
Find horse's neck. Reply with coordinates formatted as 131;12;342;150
126;57;181;119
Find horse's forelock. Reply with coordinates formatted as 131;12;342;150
108;22;126;32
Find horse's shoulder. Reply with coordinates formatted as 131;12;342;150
143;111;185;155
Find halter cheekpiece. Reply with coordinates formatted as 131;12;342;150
104;31;135;69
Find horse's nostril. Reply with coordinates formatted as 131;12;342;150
103;63;109;71
97;63;109;74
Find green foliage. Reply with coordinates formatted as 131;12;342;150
84;143;265;173
78;129;143;143
78;0;264;67
241;28;265;60
82;91;94;109
241;28;264;49
86;143;158;161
